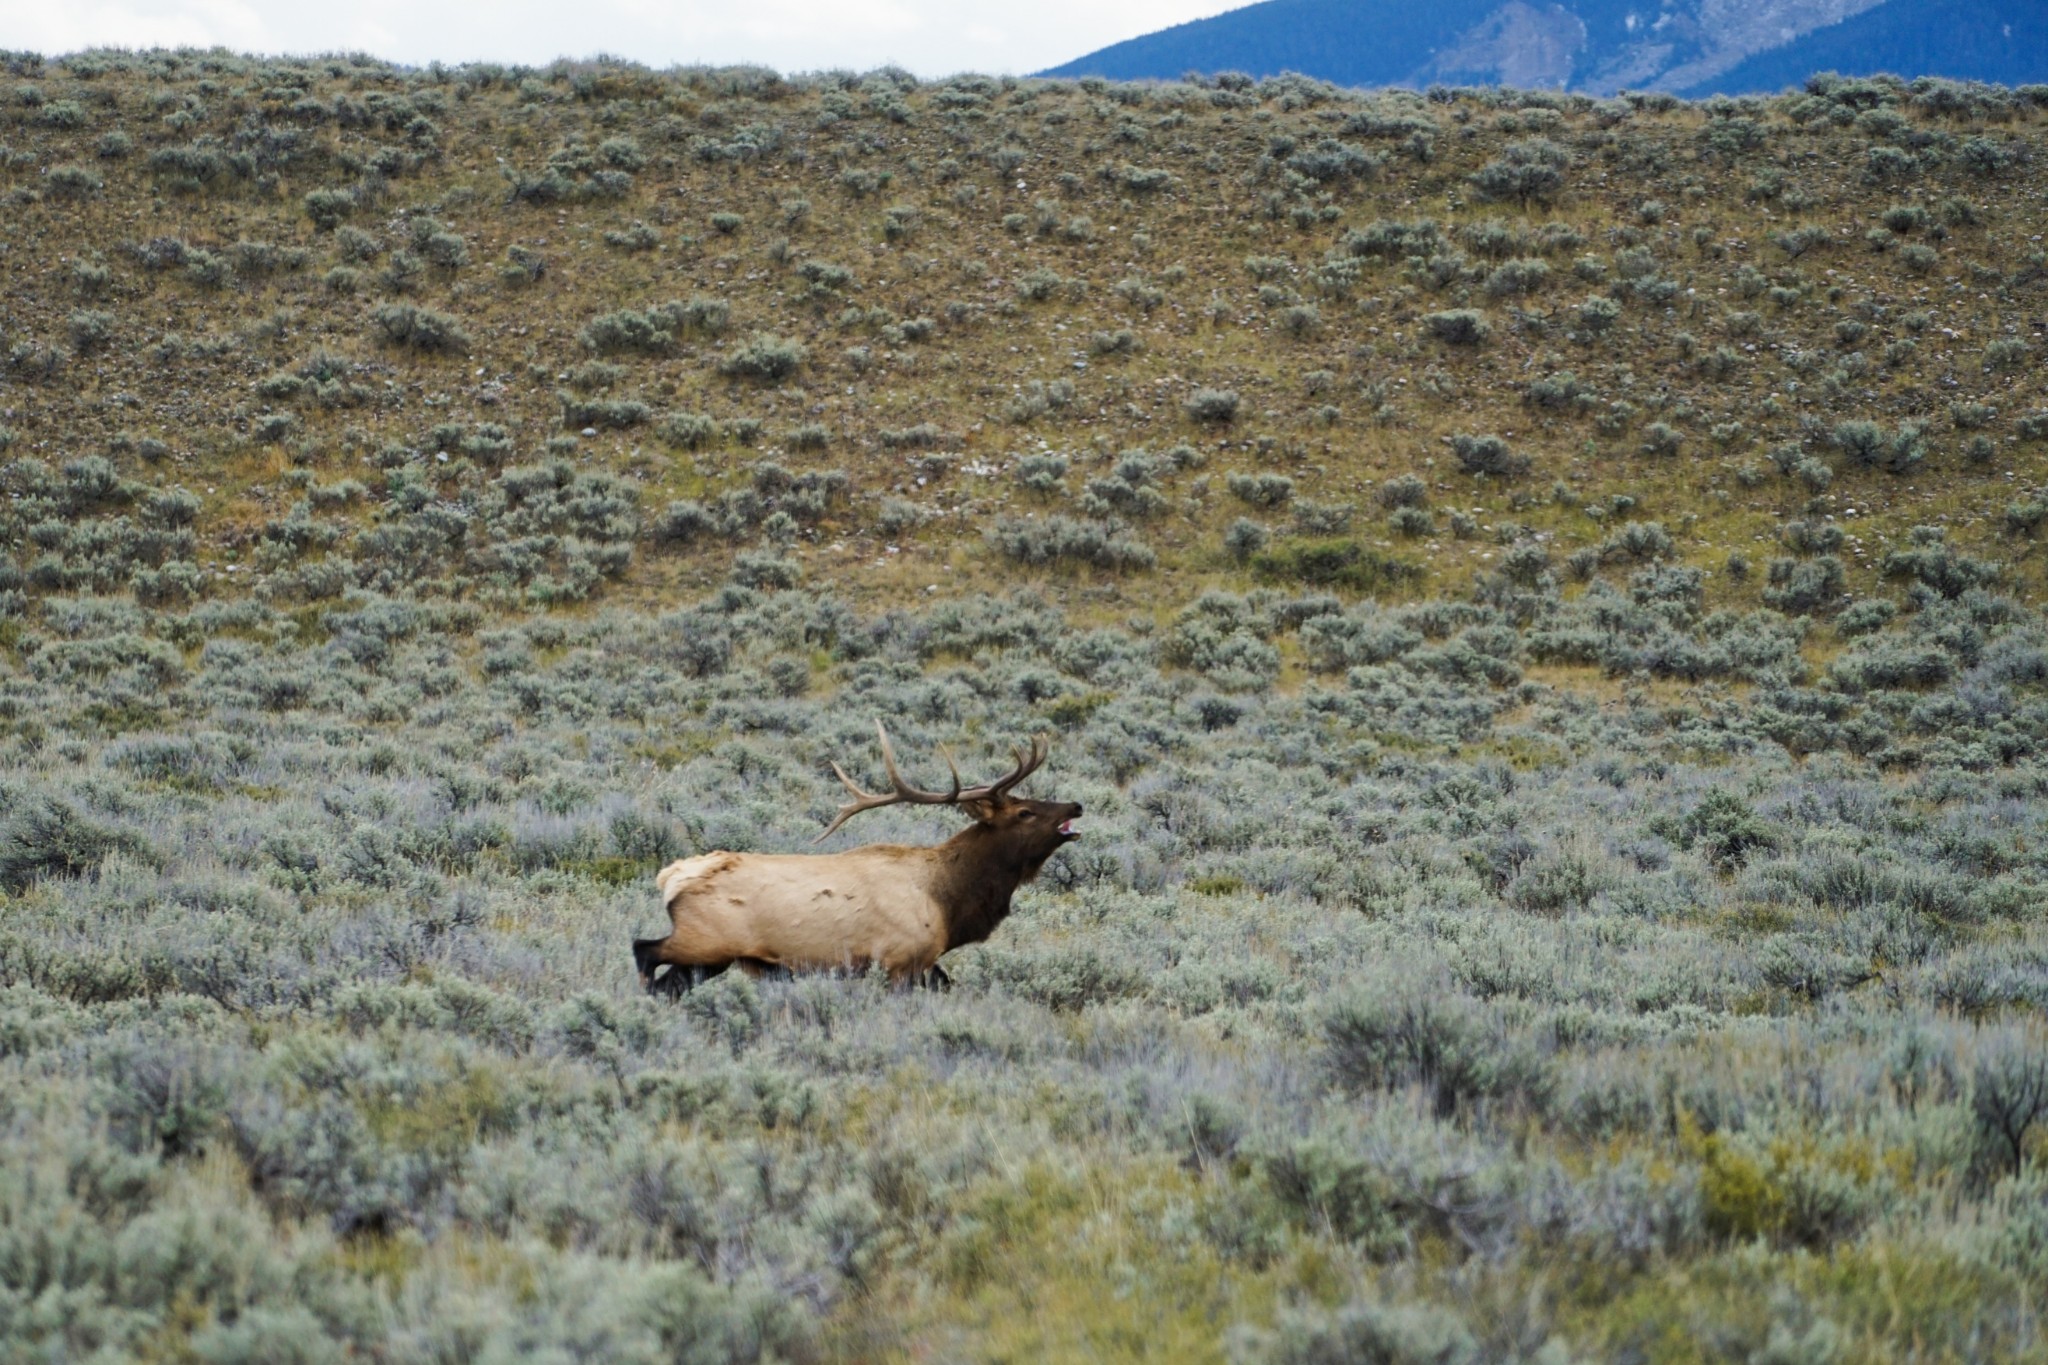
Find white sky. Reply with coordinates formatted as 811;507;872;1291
0;0;1250;77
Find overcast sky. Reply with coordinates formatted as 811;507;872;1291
0;0;1249;77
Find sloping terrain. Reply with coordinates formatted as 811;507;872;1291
3;52;2048;1363
2;54;2046;622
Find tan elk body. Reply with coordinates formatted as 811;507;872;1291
634;726;1079;991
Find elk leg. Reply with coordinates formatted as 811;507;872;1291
635;935;735;997
648;960;733;997
632;937;665;990
918;964;953;992
734;957;793;982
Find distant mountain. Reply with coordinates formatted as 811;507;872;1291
1700;0;2047;95
1040;0;2047;96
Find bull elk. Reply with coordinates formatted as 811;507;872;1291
633;723;1080;993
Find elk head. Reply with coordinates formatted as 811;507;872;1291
817;721;1080;875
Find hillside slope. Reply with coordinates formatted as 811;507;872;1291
3;54;2046;625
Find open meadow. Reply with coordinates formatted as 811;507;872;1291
3;49;2048;1361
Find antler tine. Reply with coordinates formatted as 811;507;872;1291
875;720;962;802
812;762;893;843
875;720;961;802
961;731;1052;801
813;721;967;844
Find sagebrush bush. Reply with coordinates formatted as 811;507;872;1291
1470;137;1568;205
719;333;806;381
1184;387;1241;423
1447;433;1530;477
987;514;1155;569
1424;309;1490;345
368;303;469;354
1227;472;1295;509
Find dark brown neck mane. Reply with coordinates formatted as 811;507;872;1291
929;822;1053;950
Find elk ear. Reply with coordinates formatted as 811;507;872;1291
959;796;1002;824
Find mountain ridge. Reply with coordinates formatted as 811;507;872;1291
1041;0;2047;96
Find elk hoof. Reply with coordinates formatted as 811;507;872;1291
648;961;734;998
632;937;668;992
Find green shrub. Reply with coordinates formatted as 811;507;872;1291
1223;517;1269;562
1641;422;1683;457
1226;472;1294;509
369;303;469;354
1470;138;1568;206
1598;519;1674;563
1377;474;1427;509
1015;268;1068;303
719;333;806;382
559;393;651;430
876;497;922;536
66;309;113;356
1880;525;1999;598
1239;1299;1479;1365
1985;339;2029;373
1424;310;1490;345
1973;1040;2048;1179
1090;328;1139;356
1481;257;1550;299
1325;984;1543;1117
1833;419;1925;474
1276;304;1321;338
303;188;354;229
1014;453;1069;493
1387;506;1433;537
1184;387;1241;423
603;221;661;251
582;309;676;355
659;412;719;450
1575;295;1621;334
731;550;801;589
1251;539;1421;591
1286;138;1380;183
1447;433;1529;477
1763;556;1846;615
44;163;103;198
986;514;1155;570
0;795;149;892
654;500;714;545
1772;226;1830;259
1677;790;1777;871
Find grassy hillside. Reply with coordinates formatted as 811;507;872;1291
2;53;2046;621
4;50;2048;1363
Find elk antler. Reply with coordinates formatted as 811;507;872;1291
813;721;1050;843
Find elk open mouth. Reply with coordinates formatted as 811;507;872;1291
1059;818;1079;838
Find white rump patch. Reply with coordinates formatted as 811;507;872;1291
656;851;736;906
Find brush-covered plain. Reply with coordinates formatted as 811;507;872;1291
5;556;2048;1360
